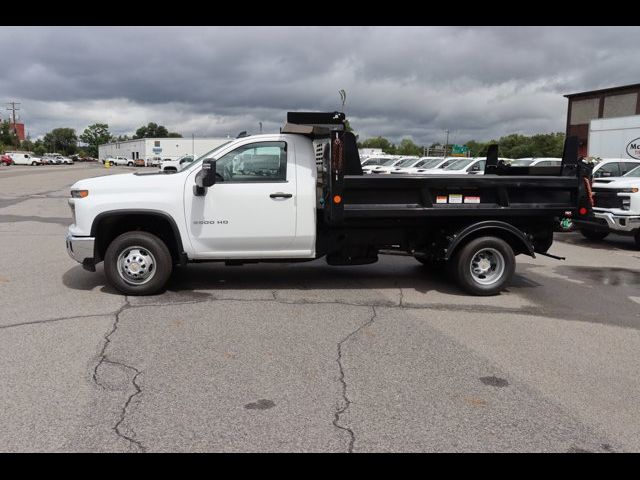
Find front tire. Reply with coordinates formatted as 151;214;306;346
450;236;515;296
580;229;609;241
635;231;640;249
104;231;173;295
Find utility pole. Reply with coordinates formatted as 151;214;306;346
444;129;449;157
6;101;21;147
259;122;263;134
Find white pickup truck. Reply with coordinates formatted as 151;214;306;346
66;111;593;296
576;165;640;248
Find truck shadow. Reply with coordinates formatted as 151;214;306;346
62;254;541;299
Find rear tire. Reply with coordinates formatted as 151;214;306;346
104;231;173;295
450;236;515;296
128;161;134;166
580;229;609;241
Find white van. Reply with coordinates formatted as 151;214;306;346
8;152;42;166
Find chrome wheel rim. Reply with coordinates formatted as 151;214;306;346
117;246;156;285
469;248;505;285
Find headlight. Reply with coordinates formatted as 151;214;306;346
70;189;89;198
620;187;638;193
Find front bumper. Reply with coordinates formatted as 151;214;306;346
594;211;640;233
66;233;95;264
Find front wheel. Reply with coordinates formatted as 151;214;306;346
104;231;173;295
635;231;640;249
580;229;609;241
31;161;37;166
450;236;515;296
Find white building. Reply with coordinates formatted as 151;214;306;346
358;148;384;158
98;137;229;162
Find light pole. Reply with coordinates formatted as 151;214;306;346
259;122;263;134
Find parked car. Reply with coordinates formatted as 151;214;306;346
145;156;163;167
389;156;442;174
422;157;486;175
362;156;405;174
134;158;147;167
7;152;42;166
105;156;134;166
511;157;562;167
591;158;640;179
159;155;195;172
384;156;425;174
360;155;397;173
1;154;14;166
43;154;73;165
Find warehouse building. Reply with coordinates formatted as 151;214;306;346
564;83;640;157
98;137;229;162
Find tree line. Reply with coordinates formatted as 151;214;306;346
357;132;566;158
0;121;182;158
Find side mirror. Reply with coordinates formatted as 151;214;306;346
194;159;216;196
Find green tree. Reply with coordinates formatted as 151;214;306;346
133;122;181;139
1;120;16;148
396;138;422;156
43;128;78;156
359;136;395;153
464;140;489;157
80;123;112;157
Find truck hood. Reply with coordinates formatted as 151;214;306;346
70;170;182;194
593;177;640;189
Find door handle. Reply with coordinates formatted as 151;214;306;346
270;192;293;199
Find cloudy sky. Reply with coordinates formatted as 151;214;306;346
1;26;639;145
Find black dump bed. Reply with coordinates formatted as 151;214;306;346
340;174;580;219
283;111;593;227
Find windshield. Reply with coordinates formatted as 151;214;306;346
381;158;399;166
362;158;381;166
416;158;442;169
180;141;233;172
624;165;640;177
511;159;534;167
443;158;474;170
395;158;417;167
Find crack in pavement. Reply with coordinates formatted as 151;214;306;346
333;305;377;453
0;313;115;330
106;360;146;453
91;296;146;452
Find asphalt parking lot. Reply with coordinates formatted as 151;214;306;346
1;163;639;452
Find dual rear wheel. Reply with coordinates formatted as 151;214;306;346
416;236;516;296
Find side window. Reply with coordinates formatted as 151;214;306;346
622;162;639;175
215;141;287;183
594;162;620;178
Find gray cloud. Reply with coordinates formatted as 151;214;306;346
1;26;639;144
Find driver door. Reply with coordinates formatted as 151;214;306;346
185;139;297;258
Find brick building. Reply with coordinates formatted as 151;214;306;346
564;83;640;157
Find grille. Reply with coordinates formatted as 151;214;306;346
593;189;623;209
